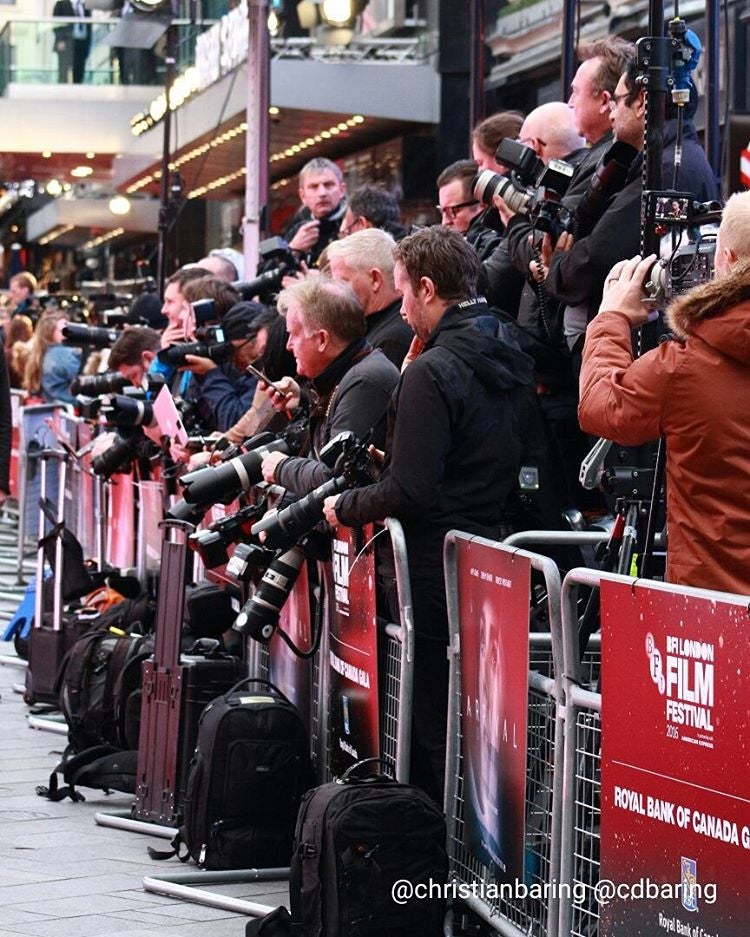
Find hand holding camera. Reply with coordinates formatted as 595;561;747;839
598;254;658;325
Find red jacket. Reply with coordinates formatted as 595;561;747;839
578;263;750;595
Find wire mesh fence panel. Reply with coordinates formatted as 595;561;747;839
446;663;559;936
380;631;402;772
569;707;601;937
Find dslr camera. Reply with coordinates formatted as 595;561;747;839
474;138;574;237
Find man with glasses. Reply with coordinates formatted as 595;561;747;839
436;159;501;261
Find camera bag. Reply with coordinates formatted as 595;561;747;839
151;678;314;870
247;758;448;937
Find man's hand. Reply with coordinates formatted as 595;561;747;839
0;489;8;509
368;444;385;467
261;450;289;484
288;220;320;253
598;254;658;326
183;354;217;376
263;375;300;412
323;494;341;528
160;319;186;349
281;261;317;290
401;335;424;372
491;192;516;227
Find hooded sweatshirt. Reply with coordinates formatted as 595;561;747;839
336;298;534;572
578;260;750;594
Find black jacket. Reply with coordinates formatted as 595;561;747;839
276;340;399;496
365;298;412;369
662;119;719;202
465;208;504;262
283;202;347;267
335;300;533;580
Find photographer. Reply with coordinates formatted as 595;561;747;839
283;158;347;266
326;229;413;368
436;160;501;262
109;326;161;387
323;227;534;801
183;301;273;433
578;191;750;595
260;278;400;495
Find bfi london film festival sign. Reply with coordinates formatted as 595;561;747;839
328;525;379;776
195;0;249;93
600;582;750;935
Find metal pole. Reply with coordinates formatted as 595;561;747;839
561;0;577;96
156;22;177;296
468;0;485;137
244;0;270;280
704;0;721;178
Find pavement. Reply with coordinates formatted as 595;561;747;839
0;502;289;937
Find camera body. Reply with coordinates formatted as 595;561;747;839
234;236;301;301
474;137;574;238
643;191;721;303
157;325;232;367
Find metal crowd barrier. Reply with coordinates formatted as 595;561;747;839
146;517;416;918
443;532;564;937
557;568;749;937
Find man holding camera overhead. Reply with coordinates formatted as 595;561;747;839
322;226;534;802
578;190;750;595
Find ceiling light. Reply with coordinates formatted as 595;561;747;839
46;179;63;197
42;151;52;158
109;195;131;216
71;166;93;178
86;151;95;159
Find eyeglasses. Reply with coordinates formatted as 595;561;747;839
339;215;363;238
436;199;479;220
608;92;630;111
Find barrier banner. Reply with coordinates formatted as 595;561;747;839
107;473;135;570
328;525;379;776
600;582;750;935
456;540;530;882
269;561;312;730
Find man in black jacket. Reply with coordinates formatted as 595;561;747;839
53;0;91;84
260;279;399;495
326;229;413;369
323;226;534;801
283;158;347;267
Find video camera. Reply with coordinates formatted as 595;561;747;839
233;237;301;302
642;191;722;303
474;138;575;238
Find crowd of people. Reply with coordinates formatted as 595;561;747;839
5;33;747;801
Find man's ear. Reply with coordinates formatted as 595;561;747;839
369;268;384;293
142;350;156;367
419;276;437;303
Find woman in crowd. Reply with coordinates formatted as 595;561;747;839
23;312;80;404
5;315;33;389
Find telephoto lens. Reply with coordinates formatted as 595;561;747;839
71;372;130;396
473;169;531;213
103;395;155;428
62;324;120;348
232;545;307;641
91;432;140;477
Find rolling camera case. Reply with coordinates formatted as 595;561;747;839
132;521;247;826
154;678;314;870
281;758;448;937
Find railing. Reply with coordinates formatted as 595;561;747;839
0;17;210;92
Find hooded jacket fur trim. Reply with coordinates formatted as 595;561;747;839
666;257;750;337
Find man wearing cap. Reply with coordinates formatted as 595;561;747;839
183;302;277;432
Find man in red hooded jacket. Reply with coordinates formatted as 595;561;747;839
578;190;750;595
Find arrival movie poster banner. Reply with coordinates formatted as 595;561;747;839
600;581;750;935
328;525;379;777
457;540;530;882
269;561;312;730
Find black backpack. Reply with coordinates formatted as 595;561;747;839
57;627;154;754
246;759;448;937
152;678;315;870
